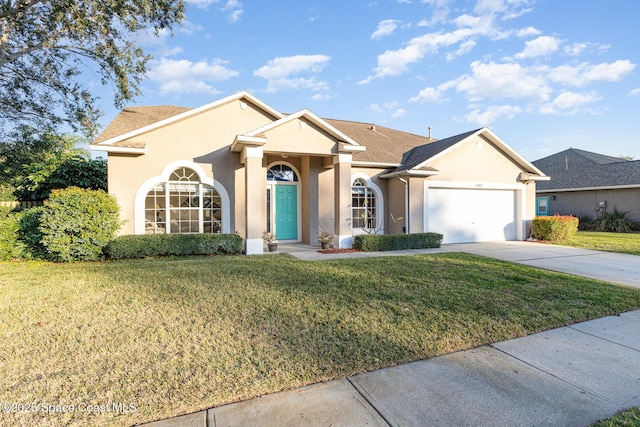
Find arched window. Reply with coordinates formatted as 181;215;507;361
144;167;222;234
267;164;298;182
352;178;377;231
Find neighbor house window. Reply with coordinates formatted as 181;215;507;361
352;178;377;230
144;167;222;234
536;197;549;216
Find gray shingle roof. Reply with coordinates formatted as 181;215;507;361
533;148;640;190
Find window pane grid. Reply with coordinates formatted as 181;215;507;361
146;168;222;234
352;179;377;230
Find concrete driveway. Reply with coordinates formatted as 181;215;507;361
445;241;640;288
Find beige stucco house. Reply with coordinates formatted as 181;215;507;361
90;91;548;254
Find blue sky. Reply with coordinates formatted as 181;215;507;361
94;0;640;161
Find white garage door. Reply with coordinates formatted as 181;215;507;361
427;188;517;244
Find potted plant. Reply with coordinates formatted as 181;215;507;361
318;231;334;249
262;231;277;252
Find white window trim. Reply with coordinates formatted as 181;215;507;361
134;160;230;235
351;172;385;236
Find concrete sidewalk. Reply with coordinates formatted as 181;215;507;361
143;310;640;427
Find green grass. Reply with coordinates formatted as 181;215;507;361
1;253;640;426
592;407;640;426
558;231;640;255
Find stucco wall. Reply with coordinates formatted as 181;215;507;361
107;100;279;235
427;136;525;183
543;188;640;222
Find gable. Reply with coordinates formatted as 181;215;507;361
232;110;364;157
90;91;283;153
428;134;531;182
382;128;547;182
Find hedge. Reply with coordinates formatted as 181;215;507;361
353;232;443;252
531;215;578;242
104;233;243;259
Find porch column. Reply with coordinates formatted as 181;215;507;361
334;153;352;248
244;146;264;255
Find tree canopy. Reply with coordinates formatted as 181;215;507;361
0;0;185;137
0;125;106;200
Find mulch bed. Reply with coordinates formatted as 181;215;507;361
318;248;362;254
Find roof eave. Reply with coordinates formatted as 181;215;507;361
537;184;640;193
380;169;440;179
89;144;145;155
231;135;268;152
518;172;550;182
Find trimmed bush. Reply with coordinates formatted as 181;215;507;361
353;232;443;252
104;233;243;259
532;215;578;242
38;187;121;262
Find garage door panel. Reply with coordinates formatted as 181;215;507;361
427;188;516;244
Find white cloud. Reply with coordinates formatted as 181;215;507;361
372;19;401;40
187;0;243;22
253;54;331;93
311;93;331;101
360;0;534;83
147;58;239;95
453;61;552;102
367;100;406;117
474;0;533;18
563;42;612;56
515;35;561;59
629;88;640;96
516;27;541;37
409;87;444;103
462;104;522;126
359;28;475;83
582;60;635;83
547;60;636;87
187;0;218;7
446;39;476;61
539;91;601;115
392;108;408;118
222;0;243;22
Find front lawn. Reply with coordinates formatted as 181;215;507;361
558;231;640;255
2;254;640;426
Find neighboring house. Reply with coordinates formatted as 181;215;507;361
532;148;640;222
90;91;548;254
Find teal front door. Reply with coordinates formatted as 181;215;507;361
275;185;298;240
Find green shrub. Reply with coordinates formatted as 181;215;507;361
586;208;640;233
0;212;27;260
38;187;121;262
353;232;443;252
532;215;578;242
104;233;243;259
16;206;46;259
